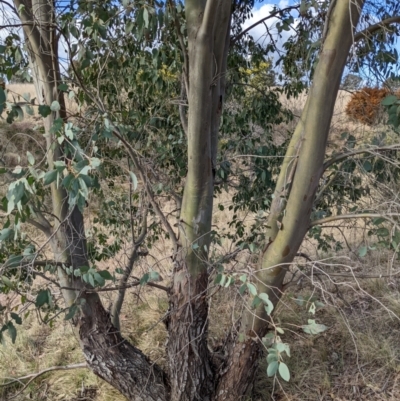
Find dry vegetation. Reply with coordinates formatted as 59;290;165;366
1;84;400;401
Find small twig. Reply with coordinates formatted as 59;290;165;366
310;213;400;228
1;363;87;399
60;280;169;293
323;144;400;171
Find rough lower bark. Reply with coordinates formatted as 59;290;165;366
214;335;265;400
55;208;170;400
79;293;169;401
167;267;214;401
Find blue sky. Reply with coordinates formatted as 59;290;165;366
242;0;297;64
255;0;294;9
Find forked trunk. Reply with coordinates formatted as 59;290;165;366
165;2;231;400
215;0;365;399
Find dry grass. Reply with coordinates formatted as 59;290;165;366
6;83;79;118
253;276;400;401
0;315;125;401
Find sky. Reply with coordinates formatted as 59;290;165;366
241;0;298;74
255;0;293;9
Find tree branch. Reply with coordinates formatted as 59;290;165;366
60;280;169;293
323;144;400;171
111;203;149;329
310;213;400;228
231;6;299;45
354;16;400;42
1;363;87;400
31;260;65;267
111;127;179;253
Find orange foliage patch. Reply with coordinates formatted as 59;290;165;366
345;87;388;125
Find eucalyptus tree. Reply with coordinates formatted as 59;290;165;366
1;0;400;400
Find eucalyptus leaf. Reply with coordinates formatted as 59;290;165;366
278;362;290;381
267;361;279;377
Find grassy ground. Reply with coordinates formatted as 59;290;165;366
1;85;400;401
2;259;400;401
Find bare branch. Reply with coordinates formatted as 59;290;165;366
31;260;65;267
111;202;149;329
323;144;400;171
96;279;169;293
231;6;299;45
310;213;400;228
111;127;179;253
1;363;87;400
354;16;400;42
60;280;169;293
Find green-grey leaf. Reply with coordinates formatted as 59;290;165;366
149;271;160;282
143;7;149;28
88;273;95;288
267;361;279;377
140;272;150;285
258;292;270;304
58;83;68;91
129;171;138;190
0;228;14;241
25;104;34;116
35;290;49;307
1;276;13;288
38;105;51;117
27;151;35;165
65;305;78;320
94;272;105;287
381;95;398;106
7;321;17;344
50;101;60;111
302;319;328;335
246;282;257;296
90;157;101;168
43;170;58;185
97;270;113;281
278;362;290;381
10;312;22;325
267;353;278;364
358;245;367;257
0;88;6;115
